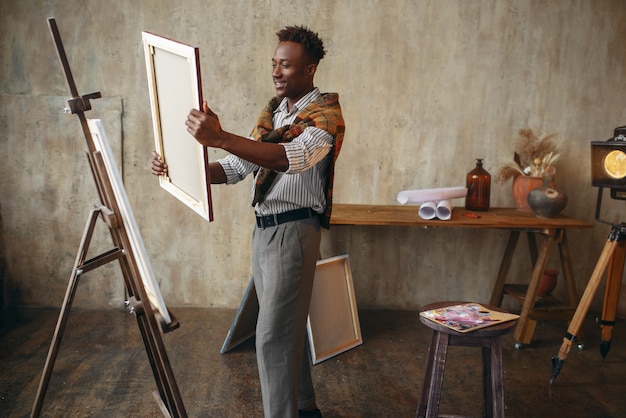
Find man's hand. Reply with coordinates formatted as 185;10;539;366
186;101;224;148
185;101;289;172
151;151;168;176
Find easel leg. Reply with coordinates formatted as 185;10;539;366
31;208;101;417
128;298;186;417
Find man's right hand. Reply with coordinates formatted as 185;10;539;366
151;151;168;176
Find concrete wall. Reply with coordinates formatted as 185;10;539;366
1;0;625;312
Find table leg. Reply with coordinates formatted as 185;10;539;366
556;229;579;308
490;231;520;306
526;231;538;266
514;229;556;344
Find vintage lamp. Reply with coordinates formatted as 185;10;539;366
591;126;626;221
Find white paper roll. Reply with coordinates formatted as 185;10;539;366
436;199;452;220
418;201;437;220
397;186;467;204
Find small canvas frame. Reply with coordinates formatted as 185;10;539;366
142;31;213;221
307;254;362;364
88;119;171;324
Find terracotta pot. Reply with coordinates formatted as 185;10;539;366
512;175;544;212
537;269;558;297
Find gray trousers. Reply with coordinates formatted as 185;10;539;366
252;216;321;418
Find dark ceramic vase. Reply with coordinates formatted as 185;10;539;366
527;177;568;218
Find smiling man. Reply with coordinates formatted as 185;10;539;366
152;26;344;418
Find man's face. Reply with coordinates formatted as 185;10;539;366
272;41;315;103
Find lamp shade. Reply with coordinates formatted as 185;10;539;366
591;126;626;192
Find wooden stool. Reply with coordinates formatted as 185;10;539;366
416;301;517;418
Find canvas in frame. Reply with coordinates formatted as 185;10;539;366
307;254;362;364
88;119;172;325
142;31;213;221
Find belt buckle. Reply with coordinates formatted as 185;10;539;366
257;214;278;228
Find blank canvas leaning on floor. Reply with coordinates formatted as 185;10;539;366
307;254;362;364
221;255;362;361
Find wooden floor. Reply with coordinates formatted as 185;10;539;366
1;306;625;418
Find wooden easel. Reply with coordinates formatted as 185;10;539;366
550;187;626;384
31;18;187;417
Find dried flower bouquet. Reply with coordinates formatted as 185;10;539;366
496;129;560;182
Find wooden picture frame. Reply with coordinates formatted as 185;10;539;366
307;254;362;364
142;31;213;221
88;119;172;325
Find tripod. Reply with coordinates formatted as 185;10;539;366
550;188;626;384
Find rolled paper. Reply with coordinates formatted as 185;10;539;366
397;186;467;204
436;199;452;220
418;201;437;220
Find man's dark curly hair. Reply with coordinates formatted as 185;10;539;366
276;25;326;64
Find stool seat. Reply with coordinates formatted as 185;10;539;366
417;301;516;418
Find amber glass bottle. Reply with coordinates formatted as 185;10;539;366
465;158;491;211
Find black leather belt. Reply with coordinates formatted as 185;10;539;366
255;208;315;228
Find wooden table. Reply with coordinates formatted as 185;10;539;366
330;204;594;347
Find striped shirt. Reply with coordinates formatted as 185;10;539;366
218;88;334;216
